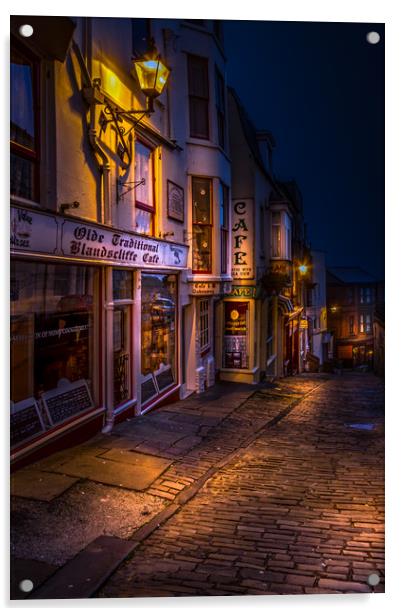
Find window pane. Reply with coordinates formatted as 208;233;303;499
272;225;281;258
10;262;98;420
189;98;209;139
113;270;133;300
193;178;211;223
10;152;35;200
135;208;153;235
11;49;35;150
135;141;153;208
188;55;209;98
141;274;176;397
192;225;211;271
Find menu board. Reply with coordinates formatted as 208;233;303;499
141;374;158;405
155;366;174;392
42;379;93;426
10;398;45;448
223;302;249;369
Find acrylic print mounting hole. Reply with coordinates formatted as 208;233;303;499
19;579;34;593
366;31;380;44
19;24;34;37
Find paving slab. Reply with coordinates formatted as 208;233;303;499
29;536;137;599
55;450;173;490
11;470;79;501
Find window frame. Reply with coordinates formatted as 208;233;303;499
215;65;226;149
10;39;41;203
192;176;213;274
134;139;155;236
187;54;210;140
199;299;211;354
270;210;292;260
219;182;229;274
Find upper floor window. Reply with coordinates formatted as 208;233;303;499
215;66;225;149
349;315;355;335
219;182;229;273
359;313;372;334
271;210;292;260
360;287;373;304
135;141;154;235
187;54;209;140
192;177;212;272
11;44;39;202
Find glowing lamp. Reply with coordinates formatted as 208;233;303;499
133;57;170;99
298;264;308;274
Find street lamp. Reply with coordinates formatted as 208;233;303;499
132;52;170;114
298;264;308;275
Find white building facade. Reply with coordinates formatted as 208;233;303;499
10;16;231;465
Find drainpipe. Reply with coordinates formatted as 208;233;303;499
272;294;278;377
88;104;111;226
71;39;114;429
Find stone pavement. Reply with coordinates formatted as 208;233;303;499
97;372;384;598
10;373;384;599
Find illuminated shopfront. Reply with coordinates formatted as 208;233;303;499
10;205;188;463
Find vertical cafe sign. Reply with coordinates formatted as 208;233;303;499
232;199;254;280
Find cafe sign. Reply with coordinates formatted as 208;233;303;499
10;206;188;270
232;199;254;280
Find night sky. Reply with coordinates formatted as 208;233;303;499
223;20;384;280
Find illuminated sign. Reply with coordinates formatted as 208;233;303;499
232;199;254;280
10;206;189;270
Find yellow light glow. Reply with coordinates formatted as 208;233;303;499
298;264;308;274
100;66;125;101
133;56;170;98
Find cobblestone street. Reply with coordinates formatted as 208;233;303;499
11;372;384;599
97;373;384;597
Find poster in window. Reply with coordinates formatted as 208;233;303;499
167;180;184;223
223;302;249;369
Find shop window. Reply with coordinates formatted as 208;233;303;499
10;261;99;447
215;66;225;149
141;274;177;406
219;182;229;273
223;302;249;369
199;299;210;352
192;177;212;273
11;44;39;202
112;270;134;407
271;210;291;260
135;140;154;235
187;54;209;139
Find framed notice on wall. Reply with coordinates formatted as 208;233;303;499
167;180;184;222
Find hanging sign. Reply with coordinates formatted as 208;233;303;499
232;199;254;280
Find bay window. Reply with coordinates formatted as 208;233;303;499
192;177;212;272
271;210;292;260
219;182;229;273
